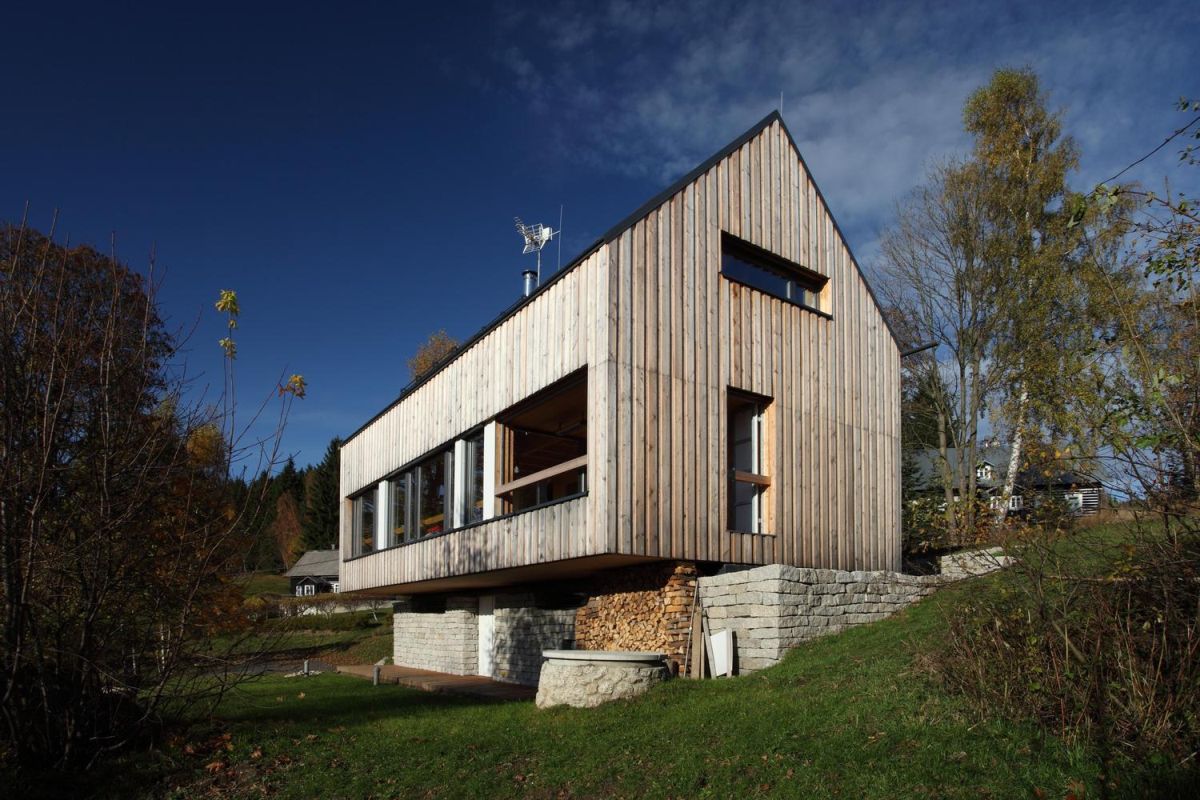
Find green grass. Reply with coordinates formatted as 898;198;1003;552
204;610;393;668
233;572;291;598
143;579;1113;800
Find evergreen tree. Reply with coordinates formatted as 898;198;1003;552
302;437;342;551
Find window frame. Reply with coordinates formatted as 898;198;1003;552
720;232;829;314
351;485;377;556
342;371;590;562
728;389;772;535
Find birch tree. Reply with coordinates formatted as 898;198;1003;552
962;68;1081;520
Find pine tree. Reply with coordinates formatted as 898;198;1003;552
302;437;342;551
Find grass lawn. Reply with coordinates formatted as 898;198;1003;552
233;572;291;598
139;577;1118;800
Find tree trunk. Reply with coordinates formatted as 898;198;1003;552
996;387;1028;524
937;409;958;541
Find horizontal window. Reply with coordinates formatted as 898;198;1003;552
497;372;588;514
721;232;827;311
346;370;589;556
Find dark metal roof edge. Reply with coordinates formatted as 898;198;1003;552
342;237;605;445
343;109;898;447
596;110;784;243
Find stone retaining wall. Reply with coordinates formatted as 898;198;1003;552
392;596;478;675
698;565;950;673
939;546;1012;579
493;595;577;685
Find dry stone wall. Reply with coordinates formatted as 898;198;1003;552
698;564;950;673
939;546;1012;579
392;596;478;675
493;594;577;685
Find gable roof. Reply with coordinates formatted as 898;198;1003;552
344;111;897;446
285;549;340;578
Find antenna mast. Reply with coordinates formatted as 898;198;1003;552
514;216;558;289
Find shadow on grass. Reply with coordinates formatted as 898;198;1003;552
217;673;517;728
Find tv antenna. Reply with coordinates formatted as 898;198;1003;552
514;216;558;288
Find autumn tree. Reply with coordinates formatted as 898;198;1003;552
267;457;305;567
883;67;1129;537
0;220;301;771
961;68;1087;518
406;329;459;382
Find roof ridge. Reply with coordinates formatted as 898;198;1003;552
344;110;897;446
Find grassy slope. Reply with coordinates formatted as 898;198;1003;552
234;572;291;598
206;610;394;667
152;579;1103;800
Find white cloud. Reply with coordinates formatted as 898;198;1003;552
489;0;1200;262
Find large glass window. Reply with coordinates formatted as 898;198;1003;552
728;391;770;534
417;451;451;537
721;232;826;311
462;430;485;525
352;487;376;555
497;372;588;513
390;473;412;545
347;373;589;555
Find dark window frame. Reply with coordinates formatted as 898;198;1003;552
727;388;772;535
351;485;378;556
720;231;829;314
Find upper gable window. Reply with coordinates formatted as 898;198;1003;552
720;232;827;312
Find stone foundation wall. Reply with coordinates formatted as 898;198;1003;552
698;565;950;673
392;596;478;675
574;562;697;671
493;594;577;686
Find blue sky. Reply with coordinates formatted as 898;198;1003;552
3;1;1196;469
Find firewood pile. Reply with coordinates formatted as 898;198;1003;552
574;562;697;671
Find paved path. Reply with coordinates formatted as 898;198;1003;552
336;664;536;701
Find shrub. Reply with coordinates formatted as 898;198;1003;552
931;519;1200;784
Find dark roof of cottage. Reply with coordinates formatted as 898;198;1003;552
911;446;1011;491
343;110;898;446
910;447;1104;493
284;549;340;578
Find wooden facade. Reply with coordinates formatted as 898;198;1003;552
340;112;901;595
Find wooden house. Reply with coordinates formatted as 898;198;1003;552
285;549;340;596
339;112;902;683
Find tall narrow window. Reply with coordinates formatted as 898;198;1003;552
353;487;376;555
462;430;485;524
417;450;452;537
728;392;770;533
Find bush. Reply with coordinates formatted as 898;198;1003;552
930;519;1200;784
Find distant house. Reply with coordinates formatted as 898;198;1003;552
284;549;340;596
910;447;1104;515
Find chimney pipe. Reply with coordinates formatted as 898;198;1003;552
522;269;537;298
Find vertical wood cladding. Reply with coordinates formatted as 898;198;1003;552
602;120;900;571
340;115;900;592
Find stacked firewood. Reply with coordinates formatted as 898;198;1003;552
574;562;698;671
